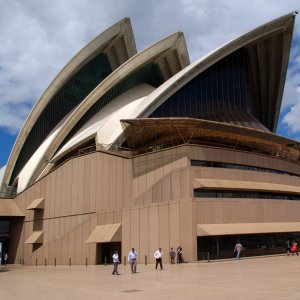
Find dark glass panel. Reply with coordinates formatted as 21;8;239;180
150;48;260;130
191;160;299;177
194;189;300;201
198;233;300;260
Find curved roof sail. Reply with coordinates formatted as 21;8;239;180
135;12;296;131
12;31;189;192
1;12;297;196
34;32;188;181
1;18;137;193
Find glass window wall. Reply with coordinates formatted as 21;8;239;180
198;233;300;260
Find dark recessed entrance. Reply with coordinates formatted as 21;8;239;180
0;220;10;264
197;232;300;260
96;242;121;264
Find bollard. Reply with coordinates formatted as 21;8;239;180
36;258;38;267
124;256;126;266
104;256;107;266
54;258;56;267
207;251;210;262
145;255;147;266
69;258;71;267
45;258;47;267
86;257;88;267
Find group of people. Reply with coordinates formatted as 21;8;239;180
285;240;299;256
168;246;184;264
234;240;300;260
112;247;139;275
112;246;184;275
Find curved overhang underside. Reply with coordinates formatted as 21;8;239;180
121;118;300;162
1;18;137;192
135;12;296;132
52;84;156;162
19;32;190;190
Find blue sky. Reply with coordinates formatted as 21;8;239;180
1;0;300;179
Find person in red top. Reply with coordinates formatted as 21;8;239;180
291;241;299;256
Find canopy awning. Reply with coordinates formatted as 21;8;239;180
85;223;121;243
0;199;24;217
197;222;300;236
25;231;43;244
121;118;300;161
194;178;300;194
26;197;45;210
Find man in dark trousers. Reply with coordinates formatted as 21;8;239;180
169;247;176;264
154;248;163;270
177;246;183;263
112;251;120;275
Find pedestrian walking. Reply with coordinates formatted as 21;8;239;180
154;248;163;270
291;241;299;256
128;248;138;273
3;253;8;265
112;251;120;275
286;240;291;256
234;241;243;259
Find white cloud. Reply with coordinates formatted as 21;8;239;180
281;37;300;132
0;0;299;135
283;103;300;133
0;165;6;185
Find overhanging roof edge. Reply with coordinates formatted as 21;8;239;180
136;12;296;129
1;18;137;194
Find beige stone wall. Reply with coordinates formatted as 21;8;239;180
10;151;131;265
189;146;300;225
121;201;194;265
9;144;300;264
196;199;300;225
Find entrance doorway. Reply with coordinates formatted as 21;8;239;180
0;220;10;264
96;242;121;264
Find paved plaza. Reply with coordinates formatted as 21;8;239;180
1;255;300;299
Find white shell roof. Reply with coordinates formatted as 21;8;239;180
2;12;296;195
38;32;186;166
135;12;296;120
9;31;189;193
1;18;137;193
53;83;155;161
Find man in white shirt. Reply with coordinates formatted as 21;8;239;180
154;248;163;270
112;251;120;275
128;248;138;273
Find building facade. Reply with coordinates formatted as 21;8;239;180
1;12;300;265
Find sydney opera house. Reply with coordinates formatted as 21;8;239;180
1;12;300;265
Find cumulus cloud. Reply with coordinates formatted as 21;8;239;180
0;0;299;137
281;35;300;133
283;103;300;133
0;165;6;185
